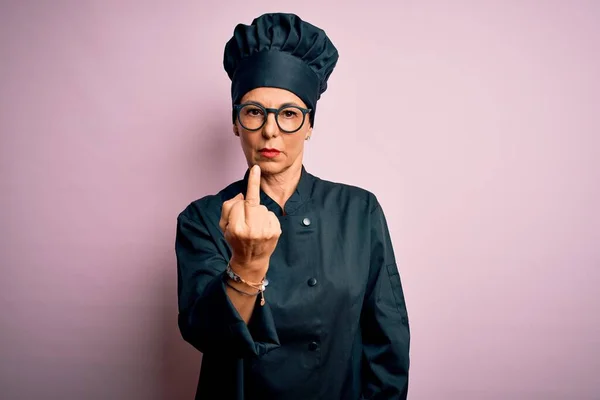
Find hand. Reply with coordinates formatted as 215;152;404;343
219;165;282;276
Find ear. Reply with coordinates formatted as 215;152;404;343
305;127;313;140
233;124;240;137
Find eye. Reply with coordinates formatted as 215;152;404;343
280;108;299;119
243;106;264;117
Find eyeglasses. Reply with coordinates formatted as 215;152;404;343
233;102;312;134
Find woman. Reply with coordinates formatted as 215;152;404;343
175;13;410;400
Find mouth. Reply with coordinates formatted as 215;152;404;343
258;148;281;158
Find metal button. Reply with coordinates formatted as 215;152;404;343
307;277;317;287
302;217;311;226
308;341;319;351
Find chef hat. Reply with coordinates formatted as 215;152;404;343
223;12;339;127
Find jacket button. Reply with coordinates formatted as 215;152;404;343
302;217;311;226
307;277;317;287
308;341;319;351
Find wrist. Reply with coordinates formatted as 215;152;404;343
225;260;269;307
229;257;269;280
225;279;261;296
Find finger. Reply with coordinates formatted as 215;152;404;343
221;193;244;225
267;212;282;239
245;164;261;207
219;193;244;232
271;212;282;237
226;198;246;234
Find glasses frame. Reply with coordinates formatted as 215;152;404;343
233;102;312;134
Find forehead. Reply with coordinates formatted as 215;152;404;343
241;87;306;108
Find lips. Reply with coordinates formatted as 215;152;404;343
259;148;281;158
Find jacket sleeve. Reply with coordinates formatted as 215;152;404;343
175;201;280;358
361;200;411;399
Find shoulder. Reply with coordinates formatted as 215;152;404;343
178;179;245;223
311;174;381;214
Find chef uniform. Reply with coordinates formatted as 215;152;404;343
176;12;410;400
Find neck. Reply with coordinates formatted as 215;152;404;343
260;163;303;212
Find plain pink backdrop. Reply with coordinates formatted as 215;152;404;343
1;1;599;399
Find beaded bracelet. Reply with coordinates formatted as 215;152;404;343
226;263;269;306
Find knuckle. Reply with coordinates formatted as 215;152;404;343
223;199;234;208
230;224;244;237
273;229;282;239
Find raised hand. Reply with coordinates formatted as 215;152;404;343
219;165;282;276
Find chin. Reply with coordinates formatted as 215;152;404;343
253;160;286;175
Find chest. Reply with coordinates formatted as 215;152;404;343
263;209;370;338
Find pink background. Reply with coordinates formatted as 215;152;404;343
1;1;599;399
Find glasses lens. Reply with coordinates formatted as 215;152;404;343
277;106;305;132
238;104;265;130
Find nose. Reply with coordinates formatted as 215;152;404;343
261;112;279;139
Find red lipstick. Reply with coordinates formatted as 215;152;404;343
259;148;281;158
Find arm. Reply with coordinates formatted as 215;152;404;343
175;206;280;359
361;201;411;399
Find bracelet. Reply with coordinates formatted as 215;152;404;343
226;263;269;289
225;279;260;297
226;263;269;306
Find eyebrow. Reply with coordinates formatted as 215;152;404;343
246;100;305;108
280;102;303;108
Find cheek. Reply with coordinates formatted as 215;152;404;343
283;135;306;153
238;133;253;154
239;131;256;146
